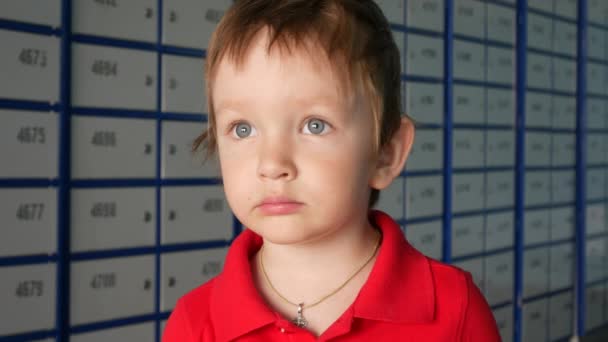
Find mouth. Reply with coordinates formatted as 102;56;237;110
256;196;304;215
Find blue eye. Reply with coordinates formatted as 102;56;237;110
233;122;255;138
304;118;328;135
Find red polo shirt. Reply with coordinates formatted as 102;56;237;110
163;210;501;341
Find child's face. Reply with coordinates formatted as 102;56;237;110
212;33;380;245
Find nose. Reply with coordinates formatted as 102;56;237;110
257;135;297;181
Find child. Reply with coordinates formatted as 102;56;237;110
163;0;501;340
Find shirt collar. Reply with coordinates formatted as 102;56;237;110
210;210;436;341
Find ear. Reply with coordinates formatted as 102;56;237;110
369;116;415;190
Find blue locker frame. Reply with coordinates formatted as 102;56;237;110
0;0;607;341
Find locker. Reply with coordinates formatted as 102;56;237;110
486;130;515;167
70;255;155;325
526;53;551;89
523;247;549;298
405;128;443;171
484;251;514;305
451;172;484;213
0;1;61;27
588;27;606;60
550;206;575;241
72;0;157;43
162;185;234;244
588;0;608;25
162;0;232;49
492;305;513;342
405;34;444;78
71;187;156;252
161;248;228;311
162;54;206;114
404;220;442;260
71;323;155;342
0;188;57;257
0;264;56;336
374;0;404;25
453;40;484;81
453;0;484;38
527;13;553;51
485;211;514;252
549;291;574;341
452;85;485;124
586;168;606;200
585;237;606;283
71;43;157;110
487;46;515;85
485;171;514;209
0;109;58;178
525;91;552;127
451;215;484;258
487;4;515;44
551;133;576;166
0;30;60;103
162;121;220;178
585;284;605;331
405;0;443;32
587;133;606;164
586;203;606;236
524;209;550;246
376;177;405;220
452;129;484;168
549;243;574;291
71;116;156;179
552;170;576;203
453;257;484;292
553;57;577;92
554;0;578;19
524;132;551;166
405;82;444;124
552;95;577;129
405;175;443;219
587;99;606;129
486;88;515;126
553;21;577;56
524;171;551;206
522;298;548;342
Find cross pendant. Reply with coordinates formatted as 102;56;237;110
292;303;308;328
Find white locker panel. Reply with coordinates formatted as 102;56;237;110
552;133;576;166
70;255;155;325
587;98;606;129
451;172;485;213
527;13;553;51
0;188;57;257
554;0;577;19
552;170;575;203
586;237;606;283
405;220;442;260
525;92;552;127
405;175;443;219
0;264;56;336
585;284;605;331
487;4;515;44
0;1;61;27
162;121;220;178
526;53;551;89
451;215;484;258
587;62;606;94
162;54;206;114
553;57;577;92
485;211;514;252
553;21;577;56
493;305;513;342
453;0;484;38
549;243;574;291
549;291;574;341
406;0;443;32
524;171;551;206
588;0;608;24
162;0;232;49
523;247;550;298
588;27;606;60
374;0;404;25
376;177;405;220
161;247;228;311
453;85;485;124
405;128;443;171
485;171;514;209
553;95;576;129
161;185;233;244
453;40;484;81
551;206;575;241
487;46;515;85
524;209;550;246
525;132;551;166
405;82;444;124
486;130;515;167
0;109;58;178
587;133;607;164
0;30;60;103
72;116;156;179
405;34;444;78
453;258;484;292
71;187;156;252
71;322;155;342
522;298;548;342
71;43;157;110
452;129;484;168
587;168;606;200
484;251;514;305
72;0;157;43
586;203;606;236
486;88;515;126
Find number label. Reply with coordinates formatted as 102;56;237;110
15;280;44;298
16;203;45;221
19;48;48;68
91;60;118;77
17;126;46;144
90;273;116;289
90;202;117;218
91;131;117;147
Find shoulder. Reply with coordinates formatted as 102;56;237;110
426;258;501;341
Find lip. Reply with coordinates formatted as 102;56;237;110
257;196;303;215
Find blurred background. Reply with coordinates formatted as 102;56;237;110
0;0;607;341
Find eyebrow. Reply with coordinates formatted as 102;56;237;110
214;93;345;115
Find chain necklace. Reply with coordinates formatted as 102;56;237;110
258;230;381;328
